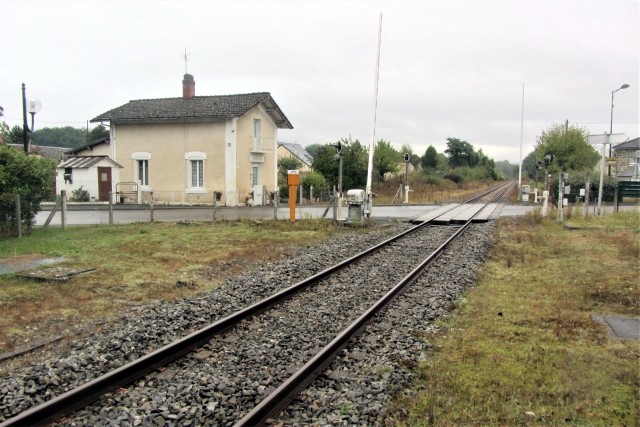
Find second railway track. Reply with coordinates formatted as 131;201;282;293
0;183;514;426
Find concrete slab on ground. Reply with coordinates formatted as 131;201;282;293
593;315;640;341
0;255;64;275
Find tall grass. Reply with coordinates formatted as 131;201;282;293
393;211;639;426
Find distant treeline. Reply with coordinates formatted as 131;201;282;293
1;125;109;148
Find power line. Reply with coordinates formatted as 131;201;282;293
574;121;639;125
2;116;88;124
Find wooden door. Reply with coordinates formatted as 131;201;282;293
97;167;112;202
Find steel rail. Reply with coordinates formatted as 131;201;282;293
0;184;511;426
0;208;441;426
235;184;512;426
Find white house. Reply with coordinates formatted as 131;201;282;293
56;156;123;202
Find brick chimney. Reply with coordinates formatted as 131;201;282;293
182;74;195;98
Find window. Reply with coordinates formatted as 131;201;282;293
132;152;151;187
253;118;261;147
64;167;73;184
252;165;260;186
137;160;149;186
191;160;204;187
185;152;207;192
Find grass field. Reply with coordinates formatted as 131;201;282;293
0;220;345;353
392;210;639;426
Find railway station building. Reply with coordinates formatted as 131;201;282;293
90;74;293;206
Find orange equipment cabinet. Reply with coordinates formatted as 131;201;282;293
287;170;300;186
287;170;300;222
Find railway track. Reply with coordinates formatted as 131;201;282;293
0;182;513;426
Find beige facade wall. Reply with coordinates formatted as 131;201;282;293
234;105;278;203
111;106;278;205
75;143;111;157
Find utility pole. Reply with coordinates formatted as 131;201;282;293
22;84;29;154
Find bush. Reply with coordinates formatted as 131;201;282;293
443;171;465;184
301;171;328;192
0;145;56;235
71;186;91;202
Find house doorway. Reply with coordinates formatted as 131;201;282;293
98;167;112;202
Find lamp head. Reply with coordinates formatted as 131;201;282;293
620;84;630;90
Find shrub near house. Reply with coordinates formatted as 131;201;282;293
0;145;56;235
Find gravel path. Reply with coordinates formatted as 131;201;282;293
0;222;495;426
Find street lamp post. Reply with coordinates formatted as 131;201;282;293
609;83;630;176
21;83;42;155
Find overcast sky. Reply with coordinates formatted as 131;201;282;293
1;0;638;163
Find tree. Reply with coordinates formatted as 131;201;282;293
495;160;518;179
312;139;368;190
373;139;401;182
31;126;85;148
0;122;9;144
7;125;23;145
304;143;324;159
278;156;302;173
445;137;478;168
534;123;598;173
399;143;420;168
301;171;328;192
421;145;438;170
0;145;56;234
87;125;109;142
475;148;499;180
522;151;540;181
277;156;303;190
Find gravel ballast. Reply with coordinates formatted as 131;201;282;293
0;222;495;425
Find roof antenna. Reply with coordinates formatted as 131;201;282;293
183;47;190;74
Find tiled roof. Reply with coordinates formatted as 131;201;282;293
278;142;314;167
65;137;110;154
58;156;123;169
613;137;639;151
6;144;67;161
91;93;293;129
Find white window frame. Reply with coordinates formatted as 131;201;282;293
132;152;151;189
185;152;207;193
253;118;261;148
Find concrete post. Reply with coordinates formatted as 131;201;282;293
150;191;154;222
273;188;278;220
213;192;217;221
15;195;21;238
61;190;67;230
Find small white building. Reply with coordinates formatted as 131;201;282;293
56;156;123;202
